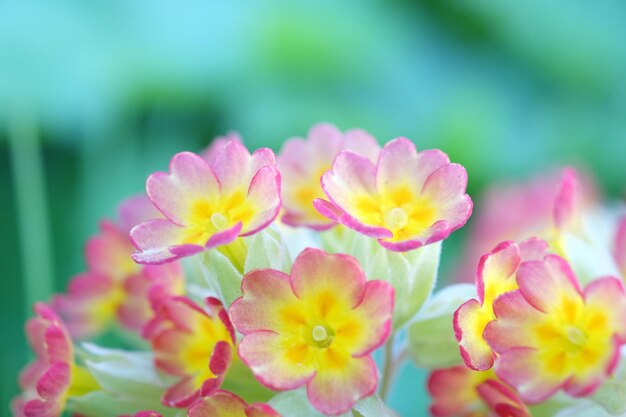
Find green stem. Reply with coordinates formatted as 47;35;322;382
379;333;395;401
9;103;54;320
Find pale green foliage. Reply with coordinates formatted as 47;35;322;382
70;344;176;417
269;390;398;417
349;233;441;330
407;284;474;368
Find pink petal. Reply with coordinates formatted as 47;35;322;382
313;199;392;239
553;167;580;230
483;291;544;353
583;277;626;341
515;255;582;315
117;194;163;233
476;379;530;417
290;249;366;309
208;341;232;376
147;152;220;225
36;362;70;399
453;298;495;371
188;390;247;417
476;240;520;304
246;403;282;417
202;222;242;249
130;219;193;264
422;163;471;228
162;375;199;408
237;330;315;391
229;269;295;335
493;347;563;404
201;132;242;164
242;166;281;236
427;365;483;417
211;141;275;194
518;237;549;262
321;150;377;212
306;355;377;416
350;280;394;356
342;128;380;163
375;137;422;195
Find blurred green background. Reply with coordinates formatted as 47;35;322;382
2;1;625;415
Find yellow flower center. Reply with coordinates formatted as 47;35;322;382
384;207;409;230
210;212;229;230
311;324;335;348
565;325;588;349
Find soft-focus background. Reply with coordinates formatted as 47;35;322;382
2;1;626;415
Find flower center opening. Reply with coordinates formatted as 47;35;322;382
311;325;334;348
565;325;587;348
210;213;228;230
384;207;409;230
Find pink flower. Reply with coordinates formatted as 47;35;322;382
454;238;548;371
428;365;529;417
143;296;235;408
13;304;98;417
454;167;597;283
314;137;472;251
130;142;281;264
277;123;379;230
189;390;281;417
54;196;184;339
229;248;394;415
201;132;242;164
484;255;626;402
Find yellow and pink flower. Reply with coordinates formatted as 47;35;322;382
130;141;281;264
277;123;379;230
484;255;626;402
13;304;99;417
53;196;184;339
229;248;394;415
454;167;596;283
143;296;235;408
314;137;472;251
428;365;529;417
454;238;548;371
189;390;280;417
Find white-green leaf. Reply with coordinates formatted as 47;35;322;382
244;228;292;273
197;249;244;307
349;234;441;329
407;284;474;368
269;390;325;417
592;353;626;415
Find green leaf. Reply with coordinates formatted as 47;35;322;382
197;249;244;307
407;284;474;368
269;390;325;417
70;344;177;417
244;228;292;273
591;354;626;415
349;234;441;329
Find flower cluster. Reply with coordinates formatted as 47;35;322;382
12;123;626;417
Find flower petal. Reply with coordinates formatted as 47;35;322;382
306;355;377;416
237;330;316;391
349;280;394;356
290;249;366;309
229;269;296;334
147;152;220;225
515;255;582;314
454;298;495;371
130;219;195;264
242;166;281;236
